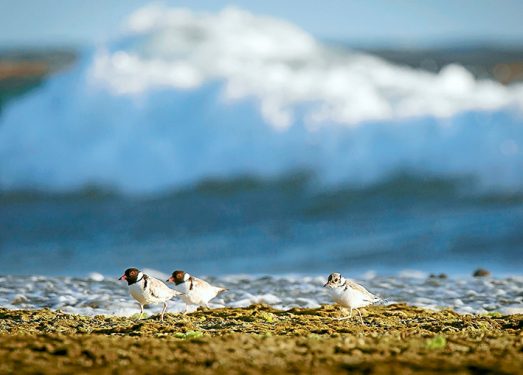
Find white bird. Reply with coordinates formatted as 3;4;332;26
324;272;382;324
167;270;227;313
119;267;181;321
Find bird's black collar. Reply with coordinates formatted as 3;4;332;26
177;276;194;290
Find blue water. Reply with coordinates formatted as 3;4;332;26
1;176;522;276
1;6;523;277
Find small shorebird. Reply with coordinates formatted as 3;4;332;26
324;272;381;324
119;268;181;321
167;270;227;313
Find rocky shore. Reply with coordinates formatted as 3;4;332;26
0;49;75;111
0;304;521;374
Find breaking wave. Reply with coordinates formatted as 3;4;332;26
1;5;523;194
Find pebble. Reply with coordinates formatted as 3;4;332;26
473;268;491;277
11;294;29;305
429;273;448;279
482;304;498;311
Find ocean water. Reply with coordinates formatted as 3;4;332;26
0;6;523;313
1;176;523;277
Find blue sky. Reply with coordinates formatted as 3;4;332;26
1;0;523;48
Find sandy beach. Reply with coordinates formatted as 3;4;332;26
1;304;521;374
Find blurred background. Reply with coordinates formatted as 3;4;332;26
1;0;522;277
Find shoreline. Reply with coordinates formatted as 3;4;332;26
2;273;522;317
1;304;521;374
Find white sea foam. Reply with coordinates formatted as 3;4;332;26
87;272;105;282
0;6;523;194
142;268;170;281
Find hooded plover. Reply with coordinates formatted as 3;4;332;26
119;267;181;321
167;270;227;313
324;272;381;324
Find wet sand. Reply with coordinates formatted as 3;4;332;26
0;304;521;374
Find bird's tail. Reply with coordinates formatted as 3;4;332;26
216;287;228;295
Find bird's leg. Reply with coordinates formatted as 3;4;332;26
138;304;144;319
160;302;167;322
336;307;352;321
356;309;365;325
183;304;189;315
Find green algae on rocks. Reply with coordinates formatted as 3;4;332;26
0;304;521;374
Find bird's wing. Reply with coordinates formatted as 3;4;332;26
191;276;211;290
344;279;378;301
147;276;180;299
191;276;227;296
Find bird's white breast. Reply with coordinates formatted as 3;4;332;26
175;282;221;306
129;282;148;305
128;278;173;305
330;287;372;309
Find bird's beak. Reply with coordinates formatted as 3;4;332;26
323;282;329;288
166;276;174;283
119;274;126;281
